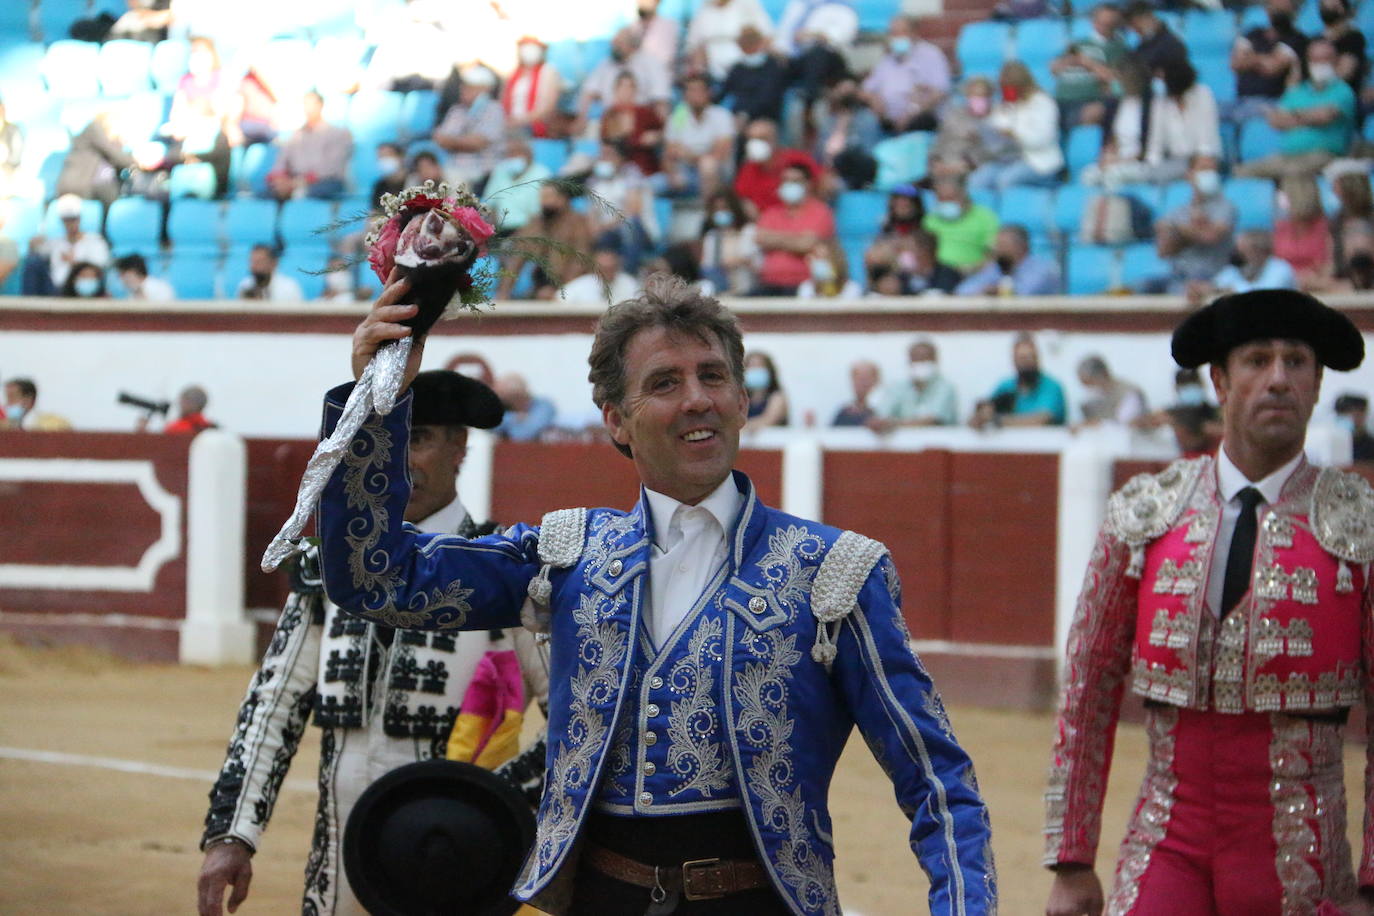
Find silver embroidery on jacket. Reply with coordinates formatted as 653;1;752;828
665;616;732;798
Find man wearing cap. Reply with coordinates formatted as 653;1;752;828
197;371;547;916
1044;289;1374;916
48;193;109;289
313;274;995;915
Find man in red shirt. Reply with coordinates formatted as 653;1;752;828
732;118;822;216
162;385;216;434
754;162;836;295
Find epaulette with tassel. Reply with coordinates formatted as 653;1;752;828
520;508;588;635
1310;467;1374;594
810;531;888;671
1104;458;1206;579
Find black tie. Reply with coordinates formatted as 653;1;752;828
1221;487;1264;615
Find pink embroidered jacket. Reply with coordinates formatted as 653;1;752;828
1044;455;1374;877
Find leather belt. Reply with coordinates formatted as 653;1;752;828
583;843;770;901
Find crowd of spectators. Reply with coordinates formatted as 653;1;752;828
0;0;1370;304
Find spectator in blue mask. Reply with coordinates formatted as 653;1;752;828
61;261;107;299
860;15;950;134
370;141;407;210
743;350;789;430
1134;367;1223;458
1334;393;1374;461
483;135;553;234
718;26;789;124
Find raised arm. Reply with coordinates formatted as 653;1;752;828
833;553;996;915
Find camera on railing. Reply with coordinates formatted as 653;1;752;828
117;392;170;415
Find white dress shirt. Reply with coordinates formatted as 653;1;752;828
413;495;469;536
1205;446;1305;616
643;476;742;648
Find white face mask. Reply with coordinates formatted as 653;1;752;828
934;200;963;221
519;44;544;66
909;360;937;382
810;257;835;282
745;138;772;162
502;156;529;174
593;160;616;179
325;269;353;293
1193;169;1220;196
778;180;806;205
1308;62;1336;85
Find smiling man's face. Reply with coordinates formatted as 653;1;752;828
602;325;748;504
1212;338;1321;461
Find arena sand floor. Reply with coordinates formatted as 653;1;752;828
0;636;1366;915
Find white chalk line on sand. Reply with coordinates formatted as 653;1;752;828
0;746;314;792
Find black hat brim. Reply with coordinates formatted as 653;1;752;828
1172;289;1364;371
409;369;505;429
343;759;536;916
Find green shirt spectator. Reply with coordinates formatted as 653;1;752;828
1053;5;1128;104
922;176;999;272
1276;76;1356;157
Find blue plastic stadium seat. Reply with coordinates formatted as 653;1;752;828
854;0;891;33
169;162;218;199
105;198;163;249
1239;5;1270;31
402;90;439;141
580;38;612;73
1160;179;1192;213
997;186;1055;239
1182;10;1237;59
1196;58;1236;106
872;131;931;189
1067;244;1118;295
39;0;90;42
168;251;220;299
347;91;406;144
224;198;280;246
98;40;153;97
969;188;999;213
835;190;889;237
351;143;383;191
312;36;368;94
1014;18;1068;65
841;237;868;289
1065;124;1102;177
0;43;48;117
1224;176;1276;230
279;199;337;248
238;142;278;196
1358;1;1374;40
150;39;189;94
1052;182;1091;236
279;248;330;299
1238;119;1281;161
956;21;1011;77
167;199;223;251
42;197;103;236
545;40;584;84
41;40;101;99
5;199;43;248
1120;242;1168;290
121;91;168;145
37;150;64;198
531;138;570;174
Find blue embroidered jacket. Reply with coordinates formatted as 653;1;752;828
316;385;996;916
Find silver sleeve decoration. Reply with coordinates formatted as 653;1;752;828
261;337;414;572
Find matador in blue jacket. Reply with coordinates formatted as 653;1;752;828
316;274;996;915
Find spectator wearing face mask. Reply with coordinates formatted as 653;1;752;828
317;255;358;303
496;183;595;300
61;261;107;299
1327;171;1373;272
237;243;304;302
114;253;176;302
48;194;110;289
1235;38;1357;181
969;332;1067;429
502;37;565;139
686;0;775;82
810;73;882;190
1317;0;1367;101
929;77;1015;179
580;26;673;119
733;117;822;215
1141;61;1221;185
718;26;789;125
922;175;1000;274
1146;155;1236;294
743;351;788;430
483;136;554;234
371;141;407;210
954;224;1062;296
1075;355;1147;428
699;188;761;294
1123;3;1188;75
661;74;736;199
1334;393;1374;461
795;238;861;298
433;67;505;191
1051;4;1128;129
860;15;950;135
1201;229;1297;297
560;241;642;304
586;143;659;274
753;162;835;295
968;61;1063;192
869;339;959;431
1273;175;1332;284
831;359;881;427
1133;368;1222;459
1229;0;1309;122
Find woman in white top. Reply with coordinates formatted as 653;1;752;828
968;61;1064;192
1142;61;1221;184
686;0;774;81
699;188;761;295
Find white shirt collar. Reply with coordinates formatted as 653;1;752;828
412;495;470;535
1215;444;1305;507
644;475;742;551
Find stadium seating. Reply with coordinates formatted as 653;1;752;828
168;251;221;299
105;198;162;249
98;41;154;97
401;90;440;141
39;0;88;43
1182;11;1236;60
955;21;1010;79
531;138;570;175
1120;242;1168;289
1064;125;1102;178
278;249;329;299
167;199;222;252
347;92;406;144
41;40;100;98
279;199;337;248
1067;244;1119;295
998;186;1056;242
168;163;219;200
872;131;931;189
42;197;103;236
1237;120;1281;162
835;190;888;238
150;39;189;94
224;199;280;248
1223;177;1276;231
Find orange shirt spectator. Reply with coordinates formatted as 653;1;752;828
754;164;835;293
733;118;821;215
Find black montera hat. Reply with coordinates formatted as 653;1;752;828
1171;289;1364;371
409;369;505;429
343;759;536;916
